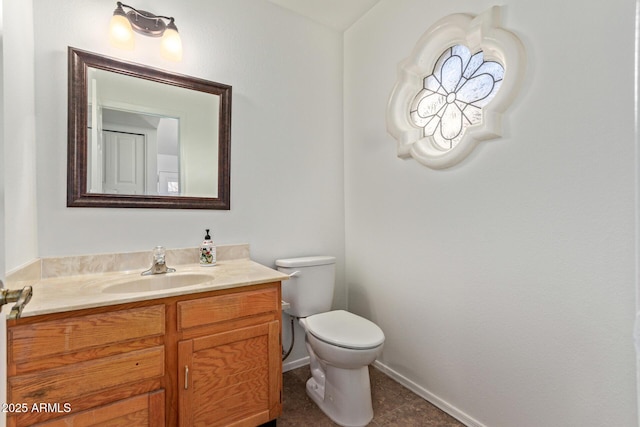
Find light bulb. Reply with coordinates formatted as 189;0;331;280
109;13;135;50
160;25;183;61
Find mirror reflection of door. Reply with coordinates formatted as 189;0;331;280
102;130;145;195
87;107;180;196
85;65;219;199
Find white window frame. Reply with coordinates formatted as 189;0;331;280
387;6;526;169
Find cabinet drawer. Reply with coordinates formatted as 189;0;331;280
9;305;165;363
9;346;165;404
178;287;279;330
32;389;165;427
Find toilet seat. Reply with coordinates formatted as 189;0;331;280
305;310;385;350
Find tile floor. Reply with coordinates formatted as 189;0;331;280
279;365;465;426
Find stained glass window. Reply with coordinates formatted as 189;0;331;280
409;45;504;151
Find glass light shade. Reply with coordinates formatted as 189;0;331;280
109;14;135;50
160;27;183;61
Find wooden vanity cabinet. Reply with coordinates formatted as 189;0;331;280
6;282;282;427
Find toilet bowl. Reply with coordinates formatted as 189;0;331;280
276;256;385;427
301;310;384;369
300;310;384;427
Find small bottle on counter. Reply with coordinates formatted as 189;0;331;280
199;229;216;267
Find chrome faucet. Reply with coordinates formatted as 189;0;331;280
141;246;176;276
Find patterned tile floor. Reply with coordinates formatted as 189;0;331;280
279;365;465;426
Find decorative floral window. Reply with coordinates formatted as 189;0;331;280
410;45;504;151
387;7;526;169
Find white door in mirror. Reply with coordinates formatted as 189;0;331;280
102;131;145;195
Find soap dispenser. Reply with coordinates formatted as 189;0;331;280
199;229;216;267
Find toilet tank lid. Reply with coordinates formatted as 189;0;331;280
275;256;336;268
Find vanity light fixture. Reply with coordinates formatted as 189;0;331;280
109;2;183;61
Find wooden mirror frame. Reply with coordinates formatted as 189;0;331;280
67;47;231;209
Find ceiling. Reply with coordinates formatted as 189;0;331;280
266;0;381;31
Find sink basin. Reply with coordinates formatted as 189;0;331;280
102;272;214;294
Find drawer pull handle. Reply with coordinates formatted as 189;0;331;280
184;365;189;389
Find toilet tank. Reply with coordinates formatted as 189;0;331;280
276;256;336;317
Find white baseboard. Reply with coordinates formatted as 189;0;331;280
283;356;310;373
372;360;486;427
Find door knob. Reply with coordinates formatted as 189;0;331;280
0;283;33;319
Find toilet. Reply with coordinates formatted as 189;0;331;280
276;256;385;427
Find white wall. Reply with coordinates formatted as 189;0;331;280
2;1;38;424
4;0;37;274
32;0;345;281
345;0;637;426
32;0;346;365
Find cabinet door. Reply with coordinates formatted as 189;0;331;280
178;321;281;427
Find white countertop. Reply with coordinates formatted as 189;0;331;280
16;259;289;318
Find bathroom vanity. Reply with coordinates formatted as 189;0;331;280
4;246;287;426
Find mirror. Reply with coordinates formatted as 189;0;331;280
68;47;231;209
